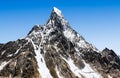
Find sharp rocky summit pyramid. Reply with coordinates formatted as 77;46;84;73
0;7;120;78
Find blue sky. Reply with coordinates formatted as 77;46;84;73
0;0;120;54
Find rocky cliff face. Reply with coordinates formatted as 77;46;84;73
0;7;120;78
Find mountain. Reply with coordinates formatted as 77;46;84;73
0;7;120;78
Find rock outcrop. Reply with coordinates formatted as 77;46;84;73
0;7;120;78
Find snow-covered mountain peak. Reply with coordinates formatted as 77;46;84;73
51;7;63;19
27;7;98;52
53;7;62;17
46;7;70;29
0;7;120;78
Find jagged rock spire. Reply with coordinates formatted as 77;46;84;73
52;7;63;18
0;7;120;78
47;7;70;29
49;7;64;22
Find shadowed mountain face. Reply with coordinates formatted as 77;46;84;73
0;7;120;78
0;44;4;50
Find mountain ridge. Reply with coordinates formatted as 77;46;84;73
0;7;120;78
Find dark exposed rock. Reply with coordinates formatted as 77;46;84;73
81;48;120;78
0;7;120;78
28;25;43;35
0;44;4;50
